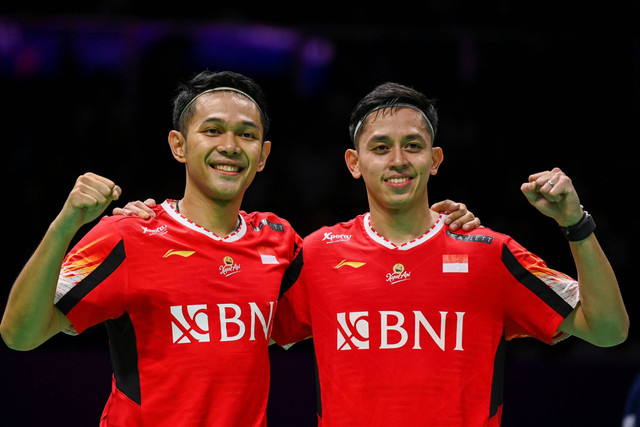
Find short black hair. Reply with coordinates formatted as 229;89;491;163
348;82;438;148
172;70;270;139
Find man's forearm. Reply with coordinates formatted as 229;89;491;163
569;233;629;346
0;217;75;350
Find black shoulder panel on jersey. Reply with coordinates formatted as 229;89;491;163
445;230;494;244
278;246;303;299
501;243;573;317
489;331;506;418
106;312;141;405
55;239;126;315
314;351;322;418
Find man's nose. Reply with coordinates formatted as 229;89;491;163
389;146;407;168
217;132;241;155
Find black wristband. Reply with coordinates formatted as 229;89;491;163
560;210;596;241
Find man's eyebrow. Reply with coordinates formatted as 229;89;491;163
200;117;260;129
367;134;392;143
367;133;426;143
403;133;427;141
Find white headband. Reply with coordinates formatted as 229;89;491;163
178;86;262;123
352;103;435;142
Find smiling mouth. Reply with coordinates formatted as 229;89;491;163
212;164;243;173
386;177;412;184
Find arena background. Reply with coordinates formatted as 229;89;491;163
1;3;636;426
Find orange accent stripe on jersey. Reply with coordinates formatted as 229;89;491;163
61;234;116;279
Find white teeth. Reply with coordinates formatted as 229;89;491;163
387;177;409;183
214;165;240;172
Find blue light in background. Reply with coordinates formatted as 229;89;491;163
0;18;333;95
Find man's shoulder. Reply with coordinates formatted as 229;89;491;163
304;214;364;244
95;203;170;237
240;210;297;234
442;225;509;246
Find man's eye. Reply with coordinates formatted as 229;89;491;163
372;145;389;152
204;128;222;135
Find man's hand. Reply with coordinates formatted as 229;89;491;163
520;167;583;227
431;200;481;231
112;199;157;220
55;173;121;236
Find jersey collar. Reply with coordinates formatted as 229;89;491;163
363;212;444;250
161;200;247;242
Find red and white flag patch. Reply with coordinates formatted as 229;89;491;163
442;254;468;273
258;246;279;265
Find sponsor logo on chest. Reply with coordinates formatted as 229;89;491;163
219;256;242;277
386;263;412;285
141;225;168;236
322;232;352;244
336;310;466;352
169;302;277;344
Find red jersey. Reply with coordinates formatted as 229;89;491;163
54;200;303;427
273;213;579;427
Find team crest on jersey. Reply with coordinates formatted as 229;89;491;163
386;263;412;285
219;256;242;277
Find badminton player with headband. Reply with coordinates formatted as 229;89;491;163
272;81;628;426
1;70;301;427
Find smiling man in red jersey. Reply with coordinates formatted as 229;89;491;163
0;71;304;427
272;82;629;426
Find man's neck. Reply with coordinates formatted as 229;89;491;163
179;192;242;238
368;203;439;246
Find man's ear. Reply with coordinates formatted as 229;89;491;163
256;140;271;172
345;149;361;179
168;130;186;164
430;147;444;175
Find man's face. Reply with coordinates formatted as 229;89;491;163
345;107;443;212
172;91;271;204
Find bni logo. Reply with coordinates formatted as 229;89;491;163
337;311;369;350
170;305;210;343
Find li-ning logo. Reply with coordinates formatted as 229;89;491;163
220;256;242;277
163;249;195;258
322;232;352;244
386;263;411;285
142;225;168;236
334;259;366;269
171;304;210;343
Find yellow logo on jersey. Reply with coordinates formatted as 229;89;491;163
334;259;366;269
393;263;405;274
163;249;196;258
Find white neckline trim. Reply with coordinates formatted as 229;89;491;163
161;200;246;242
363;212;445;250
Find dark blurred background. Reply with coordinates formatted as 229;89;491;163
1;3;636;426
